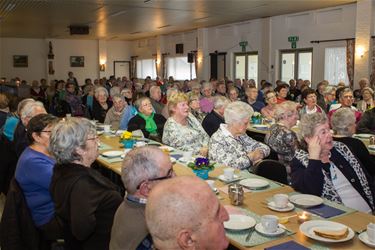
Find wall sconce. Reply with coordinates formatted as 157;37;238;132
99;63;106;71
156;59;161;65
197;56;202;64
356;46;365;58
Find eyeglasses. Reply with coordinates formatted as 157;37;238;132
87;136;99;141
41;130;51;133
266;95;276;100
342;95;354;99
136;167;174;189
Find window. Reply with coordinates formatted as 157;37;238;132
137;59;157;79
280;49;312;82
234;53;258;85
324;47;348;85
167;56;196;80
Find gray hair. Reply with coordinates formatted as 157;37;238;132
224;101;253;125
201;82;212;90
95;86;109;98
274;101;297;122
150;85;161;95
323;85;336;96
49;117;96;164
331;108;356;136
20;101;45;119
112;93;125;102
166;88;179;100
17;98;35;116
134;96;150;110
339;87;353;99
213;96;230;109
121;147;165;194
109;86;120;97
298;112;328;139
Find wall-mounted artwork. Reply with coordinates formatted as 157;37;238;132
13;55;28;67
70;56;84;67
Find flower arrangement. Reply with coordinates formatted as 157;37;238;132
120;131;133;140
251;111;263;124
188;157;215;171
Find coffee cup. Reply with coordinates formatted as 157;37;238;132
104;125;111;133
261;215;279;233
368;223;375;243
223;168;234;180
135;141;146;147
183;151;193;160
273;194;289;208
206;180;215;190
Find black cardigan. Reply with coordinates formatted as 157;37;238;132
92;98;112;123
202;110;224;137
127;113;166;141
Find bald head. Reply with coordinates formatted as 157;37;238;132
146;176;229;250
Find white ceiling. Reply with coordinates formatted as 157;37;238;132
0;0;356;41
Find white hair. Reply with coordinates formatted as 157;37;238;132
224;101;253;125
94;86;109;98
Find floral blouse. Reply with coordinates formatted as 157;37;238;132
264;123;299;174
209;124;270;170
162;113;209;154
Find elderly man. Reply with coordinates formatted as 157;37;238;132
149;86;164;114
13;100;46;157
104;94;126;130
353;77;370;102
145;176;229;250
110;146;175;250
202;96;230;136
328;87;361;124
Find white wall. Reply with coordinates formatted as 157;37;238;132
0;38;132;85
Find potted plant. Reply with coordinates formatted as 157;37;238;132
119;131;135;148
187;157;215;180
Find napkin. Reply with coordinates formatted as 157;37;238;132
305;204;345;218
265;240;310;250
170;154;183;160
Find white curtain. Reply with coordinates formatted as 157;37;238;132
324;47;349;85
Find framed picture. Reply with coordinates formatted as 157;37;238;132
70;56;84;67
13;55;28;67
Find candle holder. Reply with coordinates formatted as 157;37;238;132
297;211;312;224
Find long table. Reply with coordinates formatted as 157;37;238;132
97;135;374;250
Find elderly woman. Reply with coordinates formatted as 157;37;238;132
15;114;61;240
356;87;374;112
328;87;361;123
228;87;240;102
331;108;375;176
265;101;299;176
188;94;206;123
275;83;289;104
104;94;127;130
65;82;85;116
322;85;336;113
163;93;209;156
92;86;112;123
209;101;270;170
49;118;122;250
128;97;166;142
291;112;375;213
202;96;230;137
199;82;214;113
299;88;324;116
120;88;133;105
261;90;277;120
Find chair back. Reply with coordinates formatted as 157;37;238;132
253;159;288;185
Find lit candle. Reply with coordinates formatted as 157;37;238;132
298;211;311;223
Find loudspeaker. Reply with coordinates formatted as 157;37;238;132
69;25;89;35
176;43;183;54
187;52;194;63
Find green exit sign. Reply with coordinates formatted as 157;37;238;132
288;36;299;42
239;41;248;47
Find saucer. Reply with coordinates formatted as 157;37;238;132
267;201;295;212
179;157;193;163
255;223;286;236
359;232;375;248
218;174;240;183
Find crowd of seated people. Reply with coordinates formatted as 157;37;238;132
1;72;375;249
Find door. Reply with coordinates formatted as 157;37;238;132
234;52;258;84
114;61;130;78
210;52;226;80
280;49;312;82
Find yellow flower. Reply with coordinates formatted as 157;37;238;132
121;131;133;140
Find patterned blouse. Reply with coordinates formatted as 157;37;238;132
264;123;299;174
209;124;270;170
162;113;209;154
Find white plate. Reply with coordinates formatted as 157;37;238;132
267;201;295;212
218;174;241;183
368;145;375;150
224;214;256;230
359;232;375;248
159;145;175;152
239;178;269;189
179;157;193;163
299;220;354;243
170;157;177;163
101;150;123;158
354;134;373;139
96;131;104;135
289;194;323;208
255;223;286;236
